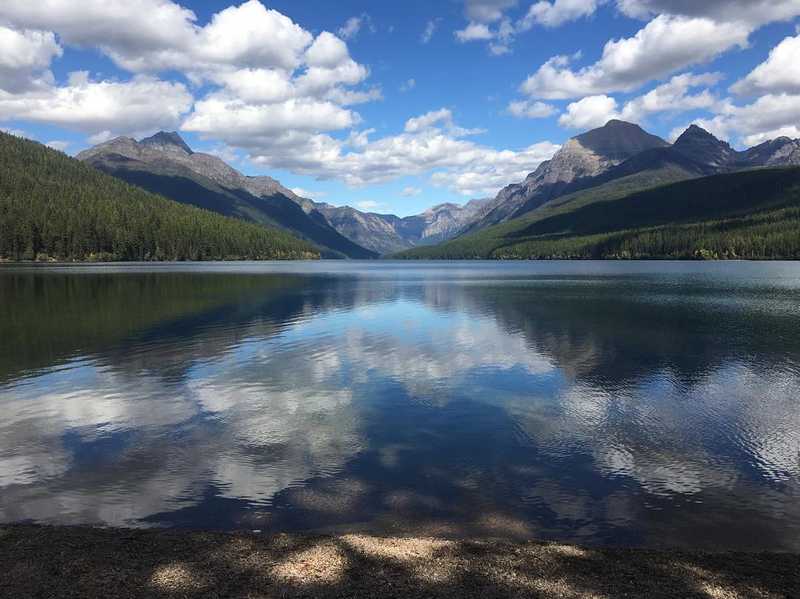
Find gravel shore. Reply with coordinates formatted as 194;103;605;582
1;525;797;598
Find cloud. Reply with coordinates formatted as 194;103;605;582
0;72;193;136
507;99;557;118
0;26;61;93
463;0;518;23
521;15;748;99
182;95;357;138
731;34;800;96
204;144;239;163
0;127;27;137
44;140;69;152
455;0;601;55
692;93;800;147
355;200;384;211
455;22;495;42
404;108;454;133
558;94;619;129
429;140;560;196
556;72;722;131
0;0;197;70
400;78;416;93
0;2;379;145
421;19;441;44
616;0;800;27
291;187;327;200
520;0;605;29
230;108;556;197
337;14;374;40
0;0;313;75
401;186;422;197
455;1;519;49
403;108;485;137
454;0;799;58
620;72;722;121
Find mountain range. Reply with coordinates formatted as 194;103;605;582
77;134;489;257
70;119;800;261
398;121;800;260
76;133;375;259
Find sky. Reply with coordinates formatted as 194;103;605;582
1;1;799;216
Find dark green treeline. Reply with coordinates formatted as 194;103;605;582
0;133;319;261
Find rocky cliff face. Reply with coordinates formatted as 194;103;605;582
741;137;800;167
465;120;669;232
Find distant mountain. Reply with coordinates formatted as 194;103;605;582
397;166;800;260
77;133;376;259
740;136;800;167
458;120;800;238
0;132;318;262
314;199;489;255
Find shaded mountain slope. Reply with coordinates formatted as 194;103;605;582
78;134;376;259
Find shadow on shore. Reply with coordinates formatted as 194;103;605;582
2;525;797;598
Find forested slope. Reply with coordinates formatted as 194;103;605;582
0;133;318;261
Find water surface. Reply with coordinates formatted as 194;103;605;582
1;261;799;550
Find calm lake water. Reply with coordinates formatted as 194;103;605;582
1;261;799;550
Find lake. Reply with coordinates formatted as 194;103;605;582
1;261;799;550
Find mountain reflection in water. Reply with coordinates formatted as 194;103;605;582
1;261;799;550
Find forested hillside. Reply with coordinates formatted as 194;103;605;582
0;133;318;261
78;133;376;259
397;168;800;260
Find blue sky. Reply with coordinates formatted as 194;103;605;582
1;0;799;216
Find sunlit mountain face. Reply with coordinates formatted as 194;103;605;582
1;262;799;550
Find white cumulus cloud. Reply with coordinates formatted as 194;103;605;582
731;34;800;96
520;0;605;29
620;72;722;121
0;26;61;92
521;15;748;99
558;94;619;129
0;72;193;136
616;0;800;28
507;99;557;118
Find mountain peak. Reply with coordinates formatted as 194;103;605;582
673;124;736;167
604;119;635;128
139;131;193;154
573;120;668;162
674;124;721;145
674;124;729;148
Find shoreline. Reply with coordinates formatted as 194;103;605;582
2;525;797;598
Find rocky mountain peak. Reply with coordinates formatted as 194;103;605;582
674;124;722;145
673;124;736;167
139;131;193;155
574;119;669;162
